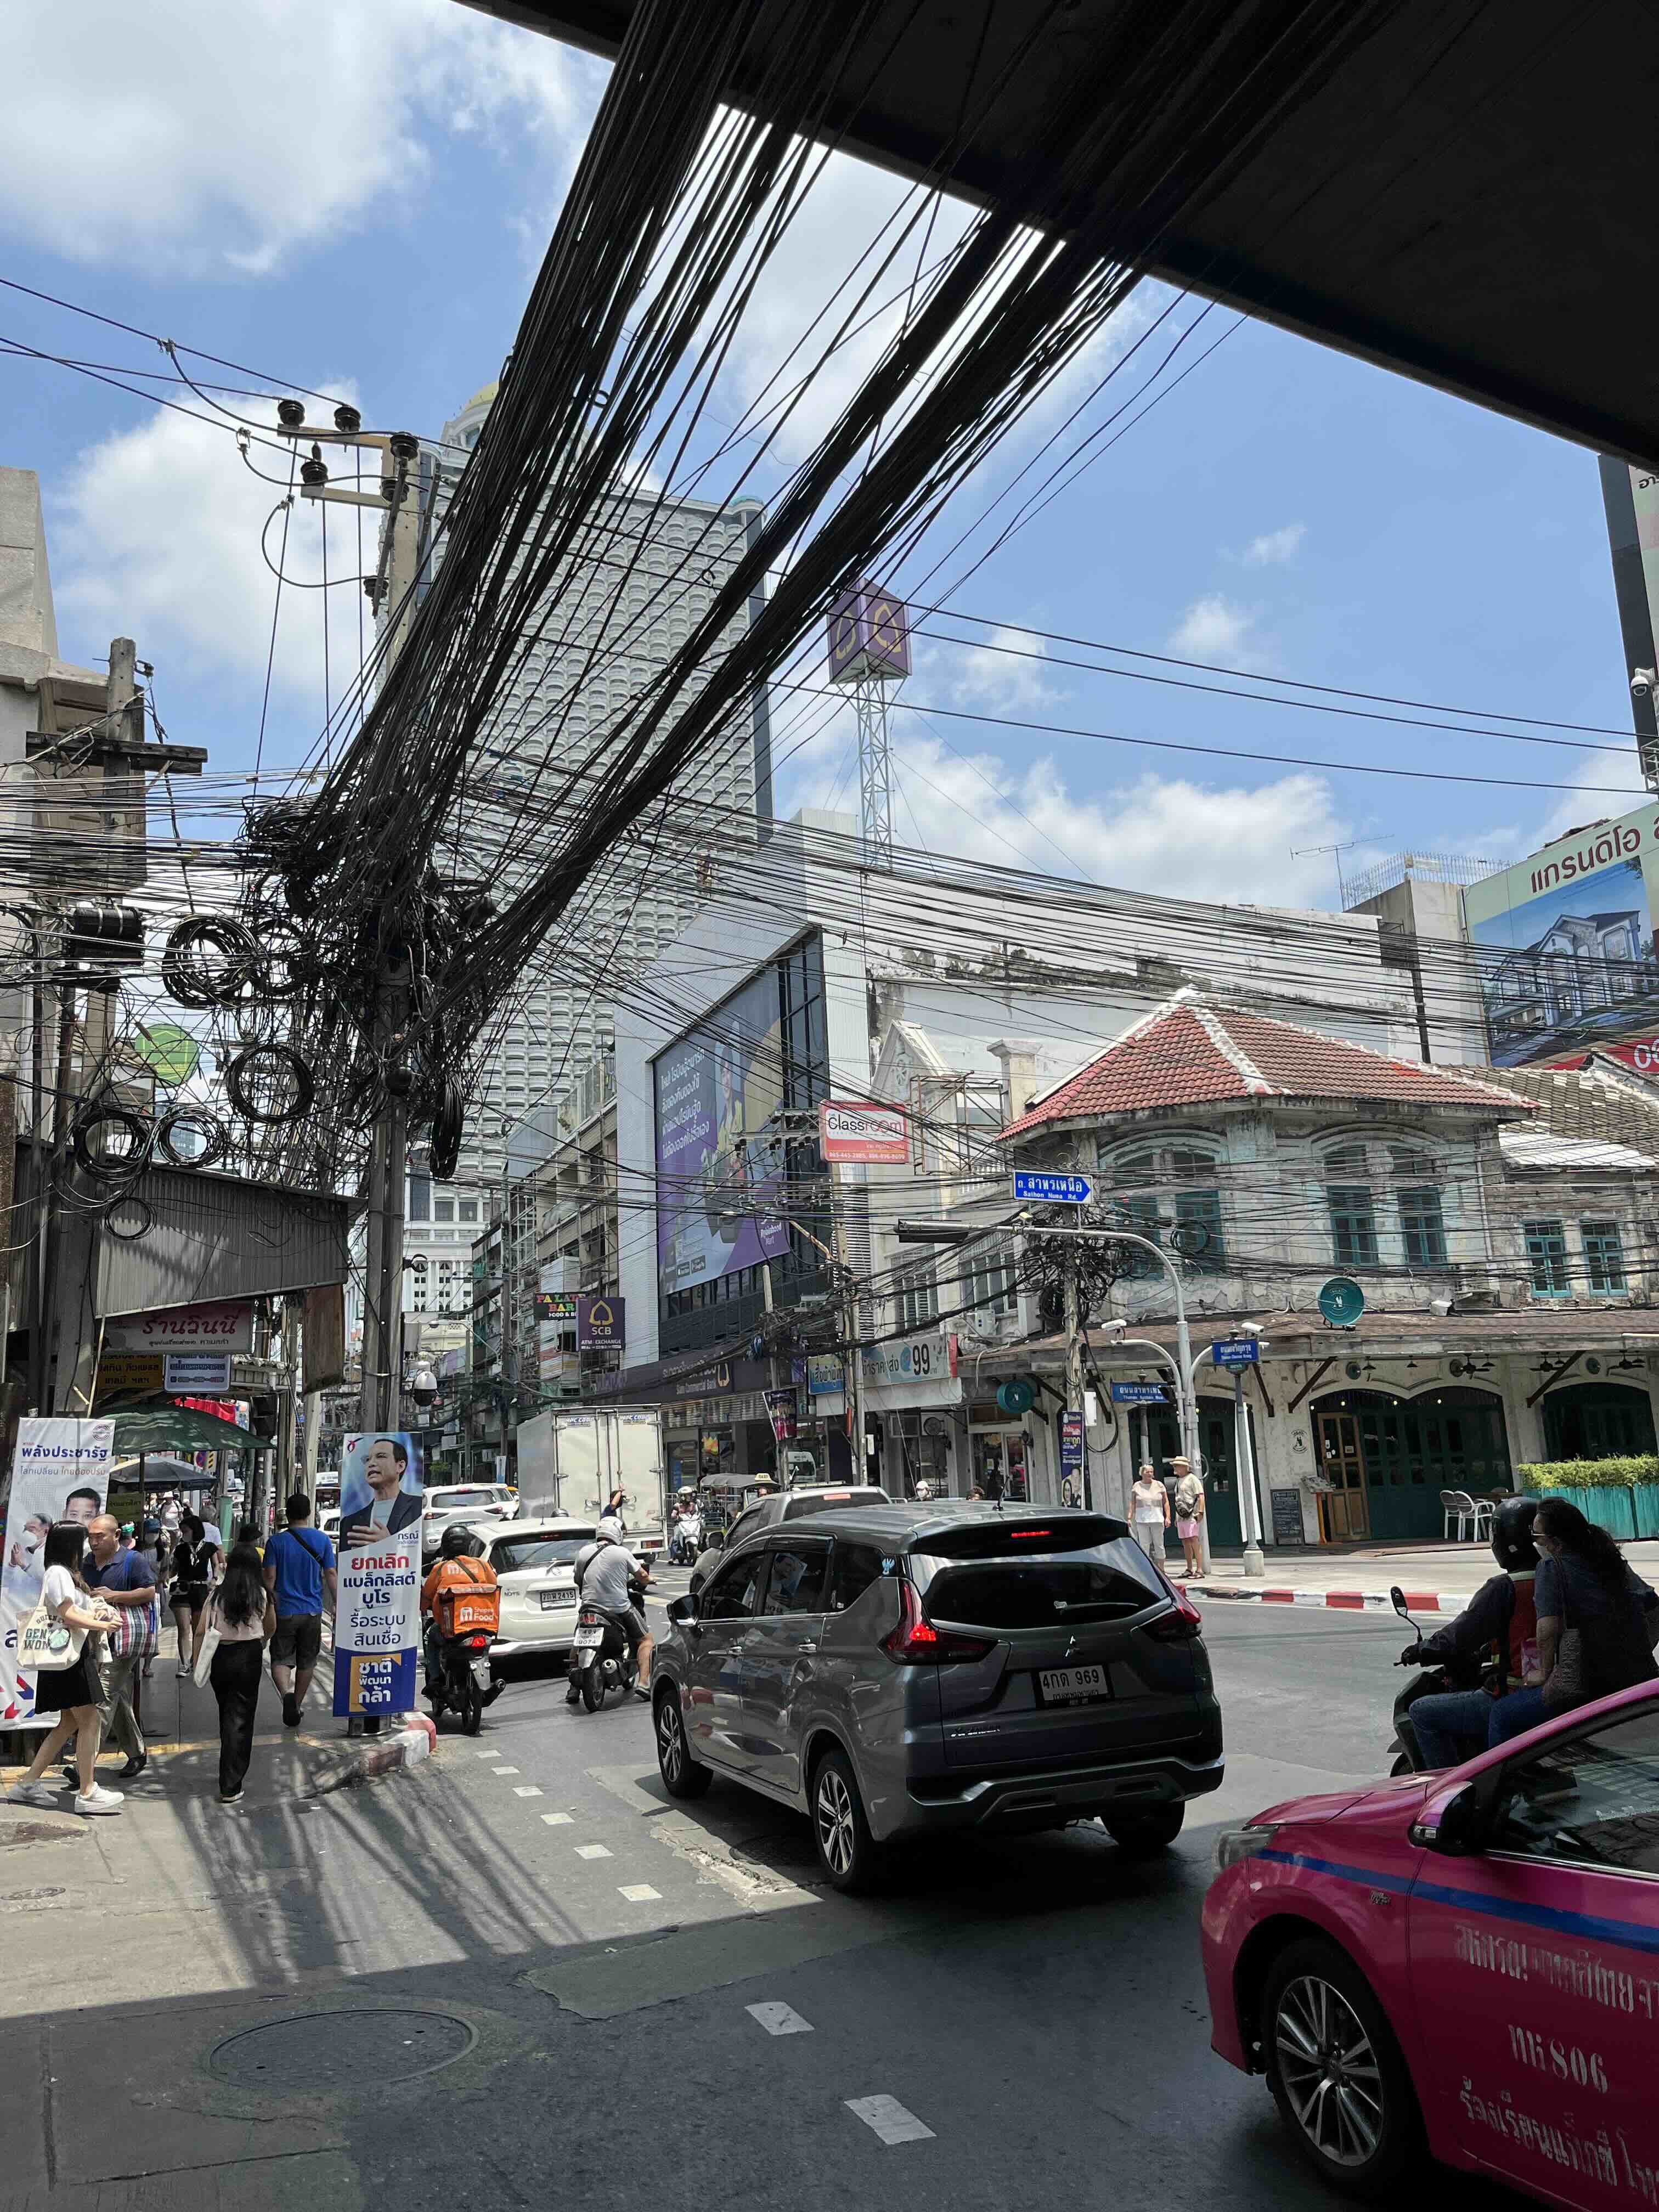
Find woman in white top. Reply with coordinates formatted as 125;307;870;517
7;1521;123;1815
1130;1463;1171;1568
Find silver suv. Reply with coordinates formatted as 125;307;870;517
652;1502;1223;1892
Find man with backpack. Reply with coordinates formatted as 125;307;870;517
262;1492;337;1729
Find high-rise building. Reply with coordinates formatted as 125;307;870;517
390;381;772;1383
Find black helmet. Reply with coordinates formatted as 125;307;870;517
439;1522;479;1559
1492;1496;1539;1573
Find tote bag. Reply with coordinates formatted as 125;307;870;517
19;1594;86;1672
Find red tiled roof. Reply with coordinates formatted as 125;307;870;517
1001;991;1534;1138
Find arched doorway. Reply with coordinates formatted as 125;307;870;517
1311;1387;1512;1542
1542;1381;1657;1460
1135;1398;1250;1550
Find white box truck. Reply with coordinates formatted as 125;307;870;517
515;1407;667;1561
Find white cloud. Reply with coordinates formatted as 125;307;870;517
781;723;1351;904
917;624;1061;717
1167;592;1276;673
0;0;601;274
1238;521;1306;567
52;391;374;731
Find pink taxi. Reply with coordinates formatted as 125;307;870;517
1203;1679;1659;2205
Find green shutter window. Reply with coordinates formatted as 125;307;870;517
1582;1220;1627;1295
1524;1219;1570;1297
1328;1184;1378;1267
1398;1186;1447;1267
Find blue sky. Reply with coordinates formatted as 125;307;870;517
2;0;1645;911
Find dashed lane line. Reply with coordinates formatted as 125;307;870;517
575;1843;613;1860
540;1812;573;1826
514;1786;544;1798
618;1884;661;1903
746;2002;813;2036
846;2096;935;2146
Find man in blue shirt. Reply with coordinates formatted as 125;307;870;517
262;1492;337;1729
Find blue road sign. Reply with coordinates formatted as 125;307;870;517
1110;1380;1167;1405
1211;1338;1260;1370
1013;1170;1093;1206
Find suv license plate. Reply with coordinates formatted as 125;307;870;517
1037;1666;1110;1705
539;1589;574;1610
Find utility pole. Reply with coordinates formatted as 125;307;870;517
1062;1249;1087;1509
273;403;424;1441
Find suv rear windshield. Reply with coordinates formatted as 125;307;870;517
782;1488;887;1520
913;1532;1165;1629
426;1489;499;1513
492;1534;592;1571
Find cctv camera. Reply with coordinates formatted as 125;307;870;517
1101;1318;1127;1341
1634;668;1658;697
1240;1320;1263;1338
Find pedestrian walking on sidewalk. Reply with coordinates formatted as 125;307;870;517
169;1515;214;1678
84;1514;157;1778
207;1543;272;1803
1171;1458;1205;1579
7;1522;124;1816
263;1492;336;1730
1131;1464;1170;1567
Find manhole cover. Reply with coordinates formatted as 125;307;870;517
208;2008;473;2089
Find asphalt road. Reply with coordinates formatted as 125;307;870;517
8;1598;1525;2212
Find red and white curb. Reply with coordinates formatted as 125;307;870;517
1192;1585;1463;1613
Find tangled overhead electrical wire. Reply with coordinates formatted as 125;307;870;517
229;0;1396;1175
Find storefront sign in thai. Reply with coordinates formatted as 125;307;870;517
806;1355;844;1397
103;1300;254;1355
861;1334;958;1387
332;1431;423;1717
163;1352;233;1392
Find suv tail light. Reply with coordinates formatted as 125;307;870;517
881;1581;995;1664
1143;1586;1204;1643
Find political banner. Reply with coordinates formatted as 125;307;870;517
1;1418;117;1726
332;1430;424;1717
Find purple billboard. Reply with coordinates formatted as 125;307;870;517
654;967;789;1300
827;581;911;684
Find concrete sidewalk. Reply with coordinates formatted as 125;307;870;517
1189;1536;1659;1613
3;1623;432;1839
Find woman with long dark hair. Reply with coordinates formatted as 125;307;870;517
1487;1497;1658;1748
6;1523;124;1815
169;1513;213;1678
205;1542;271;1804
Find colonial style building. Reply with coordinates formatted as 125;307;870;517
976;991;1659;1546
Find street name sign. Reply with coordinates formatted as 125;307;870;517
1013;1170;1093;1205
1110;1380;1167;1405
1210;1339;1260;1370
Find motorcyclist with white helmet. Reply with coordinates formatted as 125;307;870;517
567;1516;652;1705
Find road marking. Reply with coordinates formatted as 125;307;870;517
475;1749;499;1759
575;1843;612;1860
514;1786;544;1798
747;2002;812;2036
618;1883;661;1902
541;1812;573;1826
492;1766;520;1776
846;2096;934;2146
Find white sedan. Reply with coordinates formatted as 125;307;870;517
469;1519;595;1659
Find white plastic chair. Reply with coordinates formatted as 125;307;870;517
1441;1488;1478;1540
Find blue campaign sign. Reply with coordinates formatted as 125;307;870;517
1059;1410;1084;1470
1013;1170;1093;1206
1110;1380;1167;1405
1211;1339;1260;1370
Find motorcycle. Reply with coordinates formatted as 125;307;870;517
669;1525;703;1566
426;1629;494;1735
1387;1584;1487;1774
568;1570;650;1713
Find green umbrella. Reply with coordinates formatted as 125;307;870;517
108;1404;275;1453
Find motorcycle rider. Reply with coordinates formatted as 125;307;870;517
570;1515;653;1704
420;1523;501;1701
1399;1497;1541;1769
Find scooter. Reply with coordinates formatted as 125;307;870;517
426;1628;495;1735
1387;1584;1486;1774
568;1570;650;1713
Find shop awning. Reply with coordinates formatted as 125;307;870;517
109;1454;218;1492
108;1404;275;1454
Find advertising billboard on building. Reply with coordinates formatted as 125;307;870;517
653;965;791;1299
1463;802;1659;1065
820;1099;909;1163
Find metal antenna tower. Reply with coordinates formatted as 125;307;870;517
827;582;910;868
